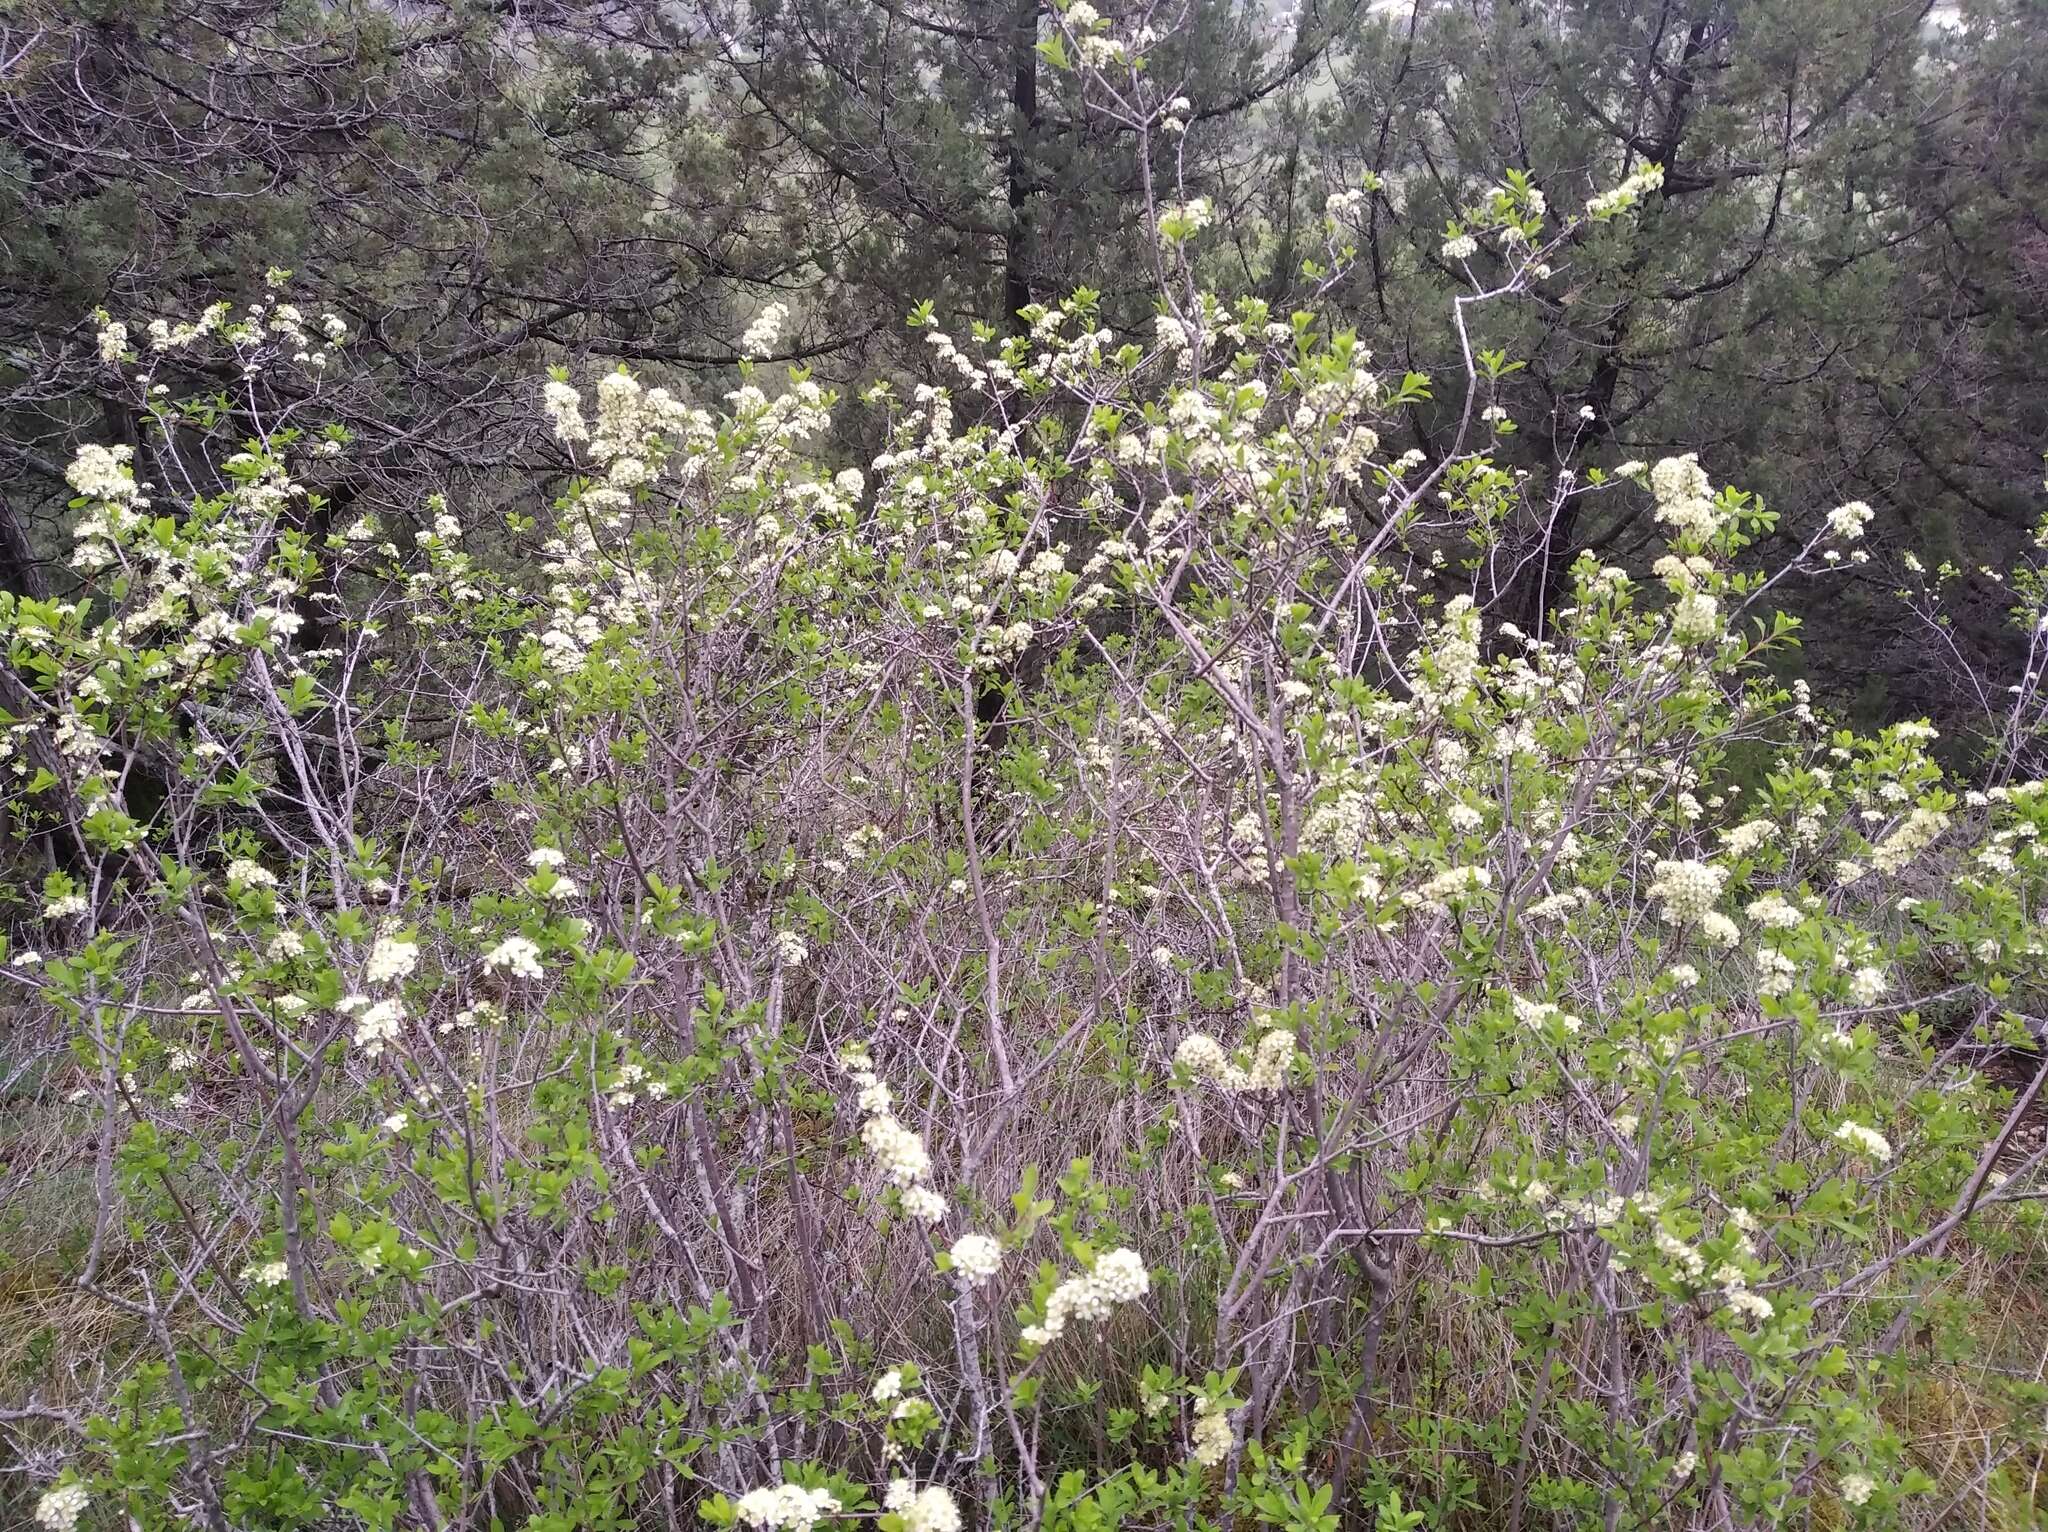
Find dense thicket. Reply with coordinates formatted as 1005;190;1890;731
2;6;2047;1532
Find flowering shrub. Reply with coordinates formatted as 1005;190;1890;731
3;177;2047;1531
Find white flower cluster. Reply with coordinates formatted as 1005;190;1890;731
1023;1247;1149;1346
734;1484;840;1531
884;1481;961;1532
1191;1396;1234;1467
483;935;544;980
1653;1223;1707;1282
1744;893;1803;930
365;936;418;984
1074;20;1129;67
841;1048;945;1223
1870;805;1947;874
1755;946;1799;998
1833;1119;1893;1162
1441;232;1478;261
340;995;404;1057
1586;164;1665;218
1720;818;1777;856
225;857;278;890
1716;1251;1775;1324
1511;995;1583;1035
138;299;231;354
1723;1286;1773;1324
1669;589;1720;644
34;1484;88;1532
1647;454;1721;541
1414;595;1483;713
1825;500;1874;541
1173;1027;1297;1091
947;1232;1002;1287
861;1115;933;1189
1415;864;1493;905
538;365;714;472
607;1061;652;1110
241;1258;290;1288
66;442;141;505
741;301;788;359
1846;965;1888;1006
1648;858;1728;925
542;379;587;444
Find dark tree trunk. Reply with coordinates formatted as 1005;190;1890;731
1004;0;1039;334
0;488;48;600
1520;17;1712;636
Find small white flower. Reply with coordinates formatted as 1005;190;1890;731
1840;1472;1874;1506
